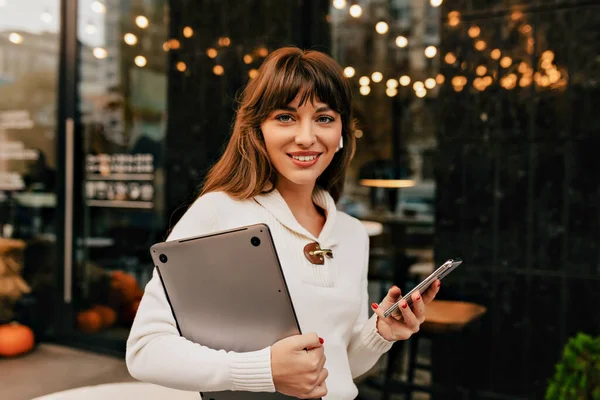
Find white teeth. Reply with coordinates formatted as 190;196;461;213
291;155;317;161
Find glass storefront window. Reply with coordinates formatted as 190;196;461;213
0;0;60;330
72;0;168;343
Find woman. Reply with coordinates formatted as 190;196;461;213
126;46;440;400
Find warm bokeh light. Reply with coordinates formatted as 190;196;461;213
135;15;149;29
413;81;424;90
399;75;411;86
219;37;231;47
386;87;398;97
396;36;408;48
444;52;456;64
491;49;501;60
448;11;460;26
375;22;389;34
476;65;487;76
258;47;269;57
183;27;194;38
424;46;437;58
93;47;107;59
124;33;138;45
520;76;532;87
244;54;253;64
415;88;427;98
134;55;147;67
333;0;346;10
359;76;370;86
344;66;355;78
475;40;487;51
541;50;555;62
371;72;383;83
436;74;445;84
430;0;443;7
452;76;468;87
249;69;259;79
176;62;186;72
207;48;218;58
349;4;362;18
169;39;181;49
8;33;23;44
386;79;399;89
468;26;480;38
213;65;225;76
425;78;436;89
359;85;371;95
500;56;513;68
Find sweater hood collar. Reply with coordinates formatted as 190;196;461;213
254;187;339;247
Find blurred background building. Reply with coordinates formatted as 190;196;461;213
0;0;598;399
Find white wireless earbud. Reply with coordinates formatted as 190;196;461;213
336;136;344;152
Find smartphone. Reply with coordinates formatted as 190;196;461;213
382;258;463;318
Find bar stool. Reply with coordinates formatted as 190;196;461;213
402;300;487;399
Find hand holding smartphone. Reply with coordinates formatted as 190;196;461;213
382;258;463;318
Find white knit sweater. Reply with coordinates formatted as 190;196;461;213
126;188;393;400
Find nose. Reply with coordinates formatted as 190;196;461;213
294;121;316;147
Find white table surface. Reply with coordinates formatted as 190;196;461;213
33;382;199;400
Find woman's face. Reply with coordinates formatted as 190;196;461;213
260;94;342;191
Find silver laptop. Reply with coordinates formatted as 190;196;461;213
150;223;304;400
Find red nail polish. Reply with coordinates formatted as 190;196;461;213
416;295;421;301
402;302;408;309
319;337;324;344
437;281;441;288
371;302;379;309
392;285;399;290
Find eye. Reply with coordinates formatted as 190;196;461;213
275;114;294;123
317;115;335;124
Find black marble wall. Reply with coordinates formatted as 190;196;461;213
434;0;600;398
164;0;330;227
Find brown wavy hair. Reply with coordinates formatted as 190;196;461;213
200;46;355;202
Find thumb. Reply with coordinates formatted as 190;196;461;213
377;285;402;310
291;333;323;350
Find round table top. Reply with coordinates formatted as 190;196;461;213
32;382;199;400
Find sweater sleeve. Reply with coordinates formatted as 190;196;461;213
125;192;276;393
347;228;394;379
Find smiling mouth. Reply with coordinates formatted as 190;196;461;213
288;154;320;162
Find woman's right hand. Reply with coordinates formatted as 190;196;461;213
271;333;328;399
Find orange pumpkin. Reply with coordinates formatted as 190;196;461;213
109;271;142;306
91;305;117;328
76;309;103;333
0;322;35;357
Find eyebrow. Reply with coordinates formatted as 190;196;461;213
280;105;332;113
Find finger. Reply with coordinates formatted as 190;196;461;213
307;346;325;369
371;302;415;340
398;299;420;332
307;369;328;398
379;285;402;308
422;279;441;304
306;382;327;400
411;291;426;321
296;333;323;351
